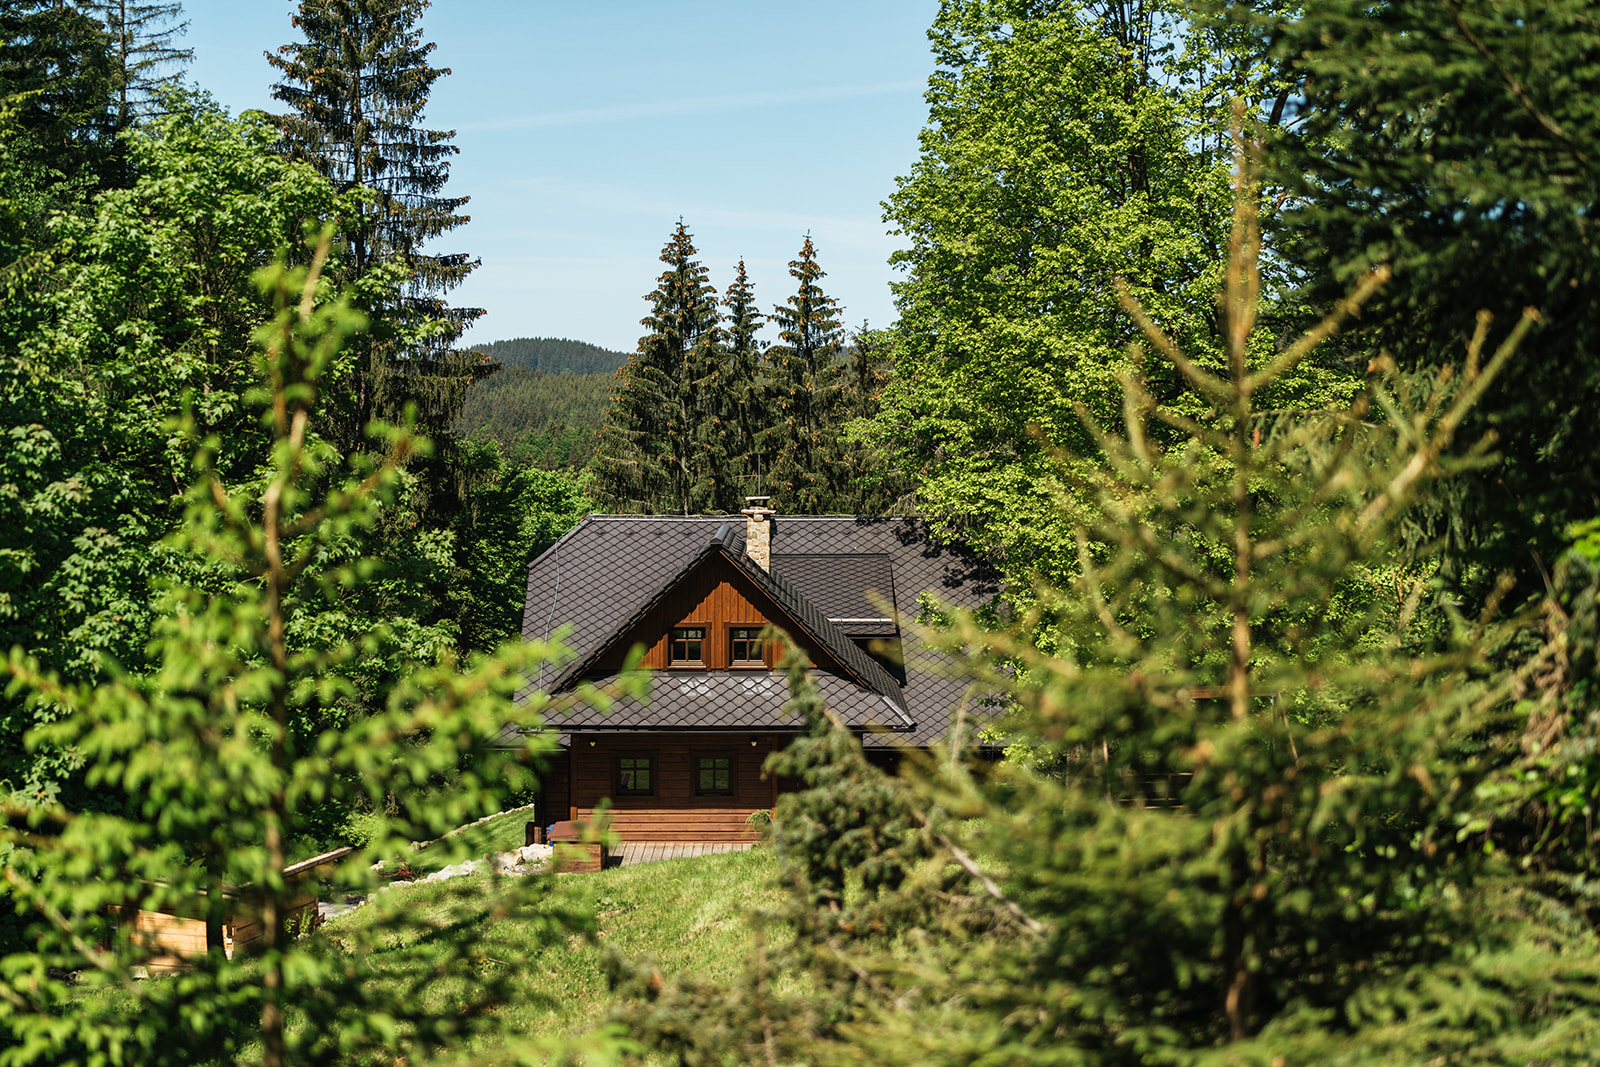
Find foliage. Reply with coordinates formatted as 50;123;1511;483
79;0;192;130
266;0;489;474
452;440;590;650
610;142;1600;1064
470;335;628;376
606;650;947;1064
700;260;768;508
1270;0;1600;600
761;235;849;514
835;322;914;514
0;0;122;192
0;98;362;810
590;221;726;515
872;0;1354;590
0;248;643;1067
1474;518;1600;879
456;366;613;471
344;843;783;1054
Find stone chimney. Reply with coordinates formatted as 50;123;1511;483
741;497;774;571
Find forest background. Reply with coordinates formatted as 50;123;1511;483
2;0;1600;1064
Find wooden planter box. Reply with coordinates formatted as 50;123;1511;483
548;818;612;874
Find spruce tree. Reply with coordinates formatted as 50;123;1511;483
713;257;769;501
836;322;911;513
608;138;1600;1066
0;1;120;189
1270;0;1600;603
79;0;191;129
0;246;643;1067
590;222;723;515
762;235;846;513
265;0;487;454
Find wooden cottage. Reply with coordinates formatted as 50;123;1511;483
496;506;999;844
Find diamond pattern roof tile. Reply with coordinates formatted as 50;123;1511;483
515;514;1003;747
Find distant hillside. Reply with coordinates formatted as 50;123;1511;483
459;337;626;470
470;336;630;376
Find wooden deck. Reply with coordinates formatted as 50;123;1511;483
612;842;754;867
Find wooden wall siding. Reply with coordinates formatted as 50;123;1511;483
569;733;787;843
120;887;318;972
593;554;836;675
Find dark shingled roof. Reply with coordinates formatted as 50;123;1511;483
514;515;1002;747
544;529;907;713
772;553;897;636
536;671;912;732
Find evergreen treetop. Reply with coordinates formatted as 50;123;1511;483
266;0;472;292
590;221;722;515
762;234;846;513
702;257;767;506
265;0;490;560
0;1;121;190
79;0;192;129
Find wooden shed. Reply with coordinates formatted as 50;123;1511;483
118;847;352;973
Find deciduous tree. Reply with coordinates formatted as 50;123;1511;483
0;246;642;1067
872;0;1348;585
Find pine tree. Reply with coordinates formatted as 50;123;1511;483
714;257;769;500
0;0;120;189
610;135;1600;1067
590;222;723;515
762;235;846;513
79;0;191;129
265;0;487;453
0;245;644;1067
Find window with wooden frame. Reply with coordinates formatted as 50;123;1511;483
729;626;764;667
616;754;654;796
670;626;704;665
694;755;734;797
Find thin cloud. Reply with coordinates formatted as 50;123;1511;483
461;80;924;132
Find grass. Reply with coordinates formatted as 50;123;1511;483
405;806;540;875
329;838;785;1044
78;808;784;1063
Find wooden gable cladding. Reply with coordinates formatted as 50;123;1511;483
592;550;839;674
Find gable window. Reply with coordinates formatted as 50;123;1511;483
670;627;704;665
695;756;733;796
616;755;653;796
730;627;764;666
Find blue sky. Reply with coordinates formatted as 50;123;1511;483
183;1;939;353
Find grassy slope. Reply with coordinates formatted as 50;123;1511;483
336;829;782;1042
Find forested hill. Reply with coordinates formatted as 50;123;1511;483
470;336;630;375
458;337;627;470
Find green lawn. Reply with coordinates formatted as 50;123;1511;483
330;839;784;1044
407;806;540;874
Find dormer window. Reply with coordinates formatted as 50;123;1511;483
671;627;705;665
730;627;764;667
